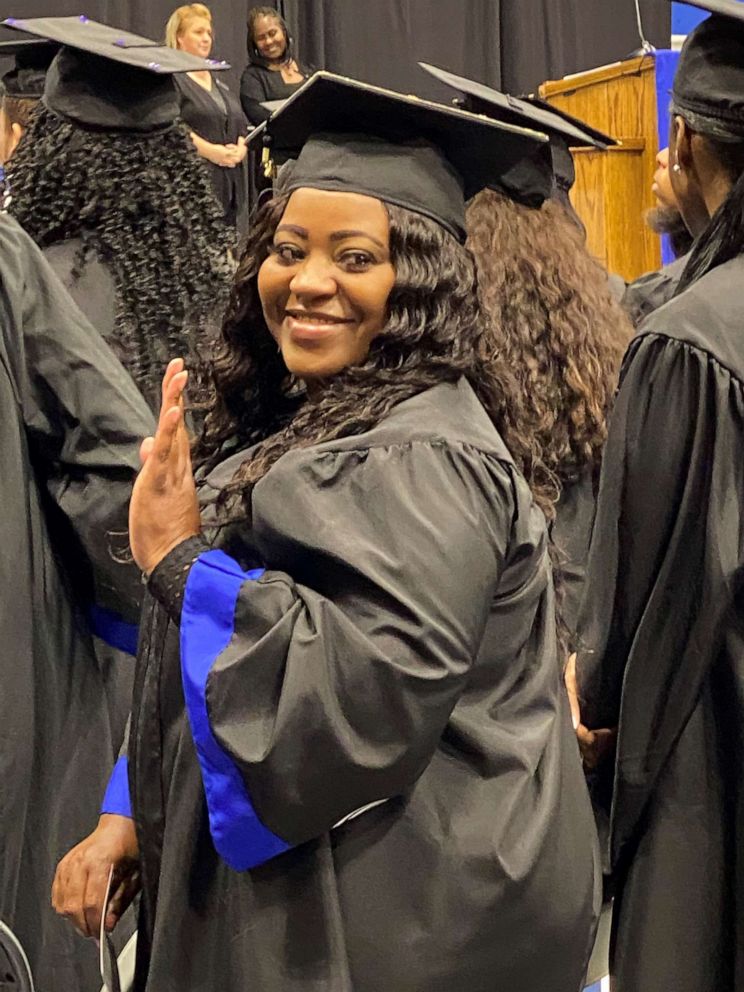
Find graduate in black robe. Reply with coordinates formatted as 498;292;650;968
0;211;152;991
420;65;631;644
54;71;600;992
3;16;235;413
573;4;744;988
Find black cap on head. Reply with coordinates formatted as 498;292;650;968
669;0;744;137
248;71;552;241
2;16;230;133
418;62;617;192
0;32;57;100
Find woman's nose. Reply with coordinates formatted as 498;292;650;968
289;256;337;298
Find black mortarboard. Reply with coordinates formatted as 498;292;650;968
0;31;57;100
1;16;230;132
418;62;616;192
668;0;744;136
249;71;552;241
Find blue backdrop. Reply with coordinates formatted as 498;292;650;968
672;3;708;34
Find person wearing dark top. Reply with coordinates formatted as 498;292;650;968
467;190;630;643
166;4;250;228
5;17;235;411
240;6;313;125
0;211;152;992
52;72;599;992
568;3;744;989
421;64;631;644
621;145;694;326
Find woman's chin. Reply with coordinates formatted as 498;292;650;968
281;348;348;381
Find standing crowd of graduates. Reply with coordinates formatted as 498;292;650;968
1;2;744;991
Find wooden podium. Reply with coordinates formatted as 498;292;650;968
539;56;661;282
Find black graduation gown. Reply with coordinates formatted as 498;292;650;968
577;255;744;991
553;469;597;645
175;74;250;229
620;252;689;327
0;216;153;990
123;377;600;992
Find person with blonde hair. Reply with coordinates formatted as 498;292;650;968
166;3;250;228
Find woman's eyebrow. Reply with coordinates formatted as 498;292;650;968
330;230;386;250
275;224;308;238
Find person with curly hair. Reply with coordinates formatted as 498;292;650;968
466;189;631;640
5;18;235;411
417;65;632;642
52;74;599;992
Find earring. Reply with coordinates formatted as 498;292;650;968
673;163;682;174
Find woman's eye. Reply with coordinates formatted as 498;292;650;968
340;252;375;271
271;244;303;264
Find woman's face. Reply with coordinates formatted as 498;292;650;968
252;15;287;60
177;16;213;58
258;188;396;380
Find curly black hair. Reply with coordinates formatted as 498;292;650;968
196;192;544;525
6;105;236;407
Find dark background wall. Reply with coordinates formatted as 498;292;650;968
1;1;670;98
0;1;256;89
281;0;670;98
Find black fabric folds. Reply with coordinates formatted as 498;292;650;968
0;214;153;992
577;254;744;991
127;378;600;992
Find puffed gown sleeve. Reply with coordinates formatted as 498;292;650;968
149;440;515;869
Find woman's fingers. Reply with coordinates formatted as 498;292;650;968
105;867;141;933
139;436;155;466
161;358;184;408
564;653;581;730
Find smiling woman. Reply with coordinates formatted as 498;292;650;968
53;74;599;992
240;6;313;125
258;189;396;378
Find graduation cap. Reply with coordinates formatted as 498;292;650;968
667;0;744;136
418;62;616;192
1;16;230;132
0;30;57;100
249;70;552;241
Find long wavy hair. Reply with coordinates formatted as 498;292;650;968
6;105;235;407
196;192;547;523
466;189;631;508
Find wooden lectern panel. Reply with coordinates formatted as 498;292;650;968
540;56;661;282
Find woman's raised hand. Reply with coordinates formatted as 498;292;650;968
129;359;202;577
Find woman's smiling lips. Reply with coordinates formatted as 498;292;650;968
284;310;354;341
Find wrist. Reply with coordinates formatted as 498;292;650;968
146;535;210;623
141;532;202;580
